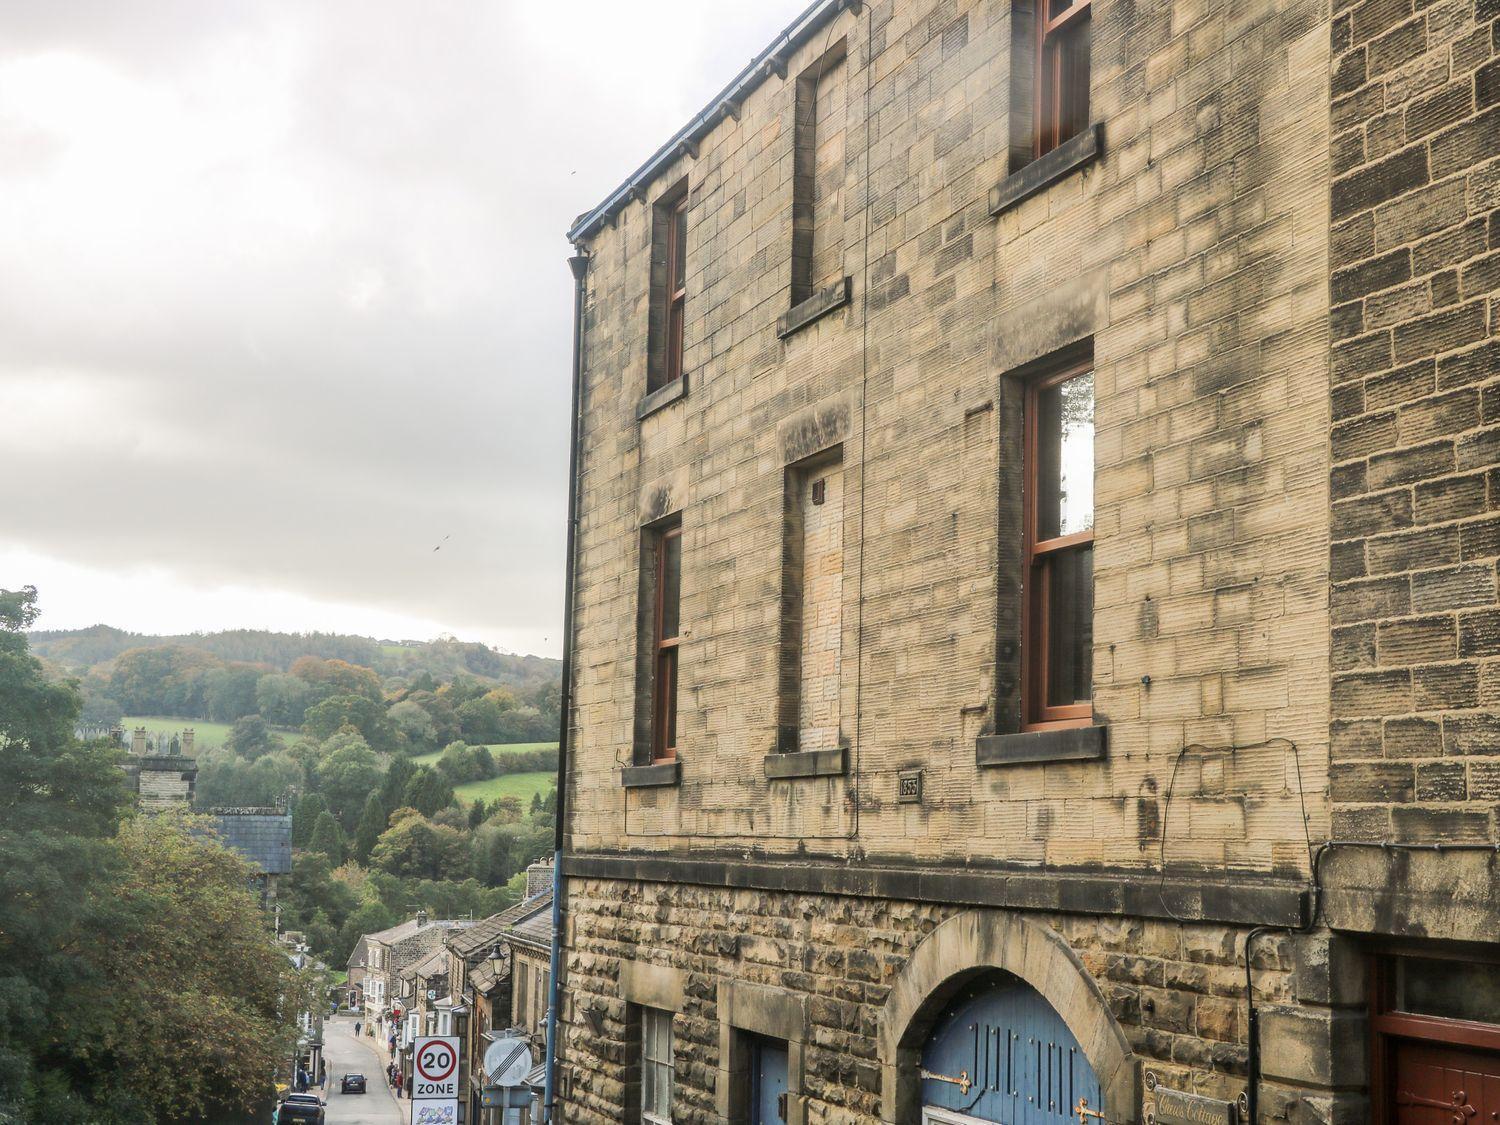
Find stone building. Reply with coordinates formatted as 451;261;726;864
363;912;475;1045
123;725;198;809
554;0;1499;1122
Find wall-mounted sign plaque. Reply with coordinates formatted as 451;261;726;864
1153;1087;1239;1125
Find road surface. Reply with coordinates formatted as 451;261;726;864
322;1015;404;1125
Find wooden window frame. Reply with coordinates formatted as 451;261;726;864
1035;0;1091;158
1369;950;1500;1125
1022;359;1094;730
664;193;688;389
652;522;682;763
641;1006;674;1125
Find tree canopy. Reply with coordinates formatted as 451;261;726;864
0;588;308;1123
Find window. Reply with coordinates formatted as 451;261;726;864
644;520;682;762
515;961;530;1026
649;184;689;393
533;967;549;1033
791;41;848;307
1024;361;1094;727
1035;0;1091;157
641;1007;674;1124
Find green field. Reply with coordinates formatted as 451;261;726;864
122;716;235;747
409;741;557;768
122;716;298;749
453;771;556;805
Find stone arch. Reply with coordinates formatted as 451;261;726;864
878;909;1139;1123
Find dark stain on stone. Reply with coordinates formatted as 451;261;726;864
1139;594;1160;639
782;403;850;463
1137;777;1160;845
645;484;673;523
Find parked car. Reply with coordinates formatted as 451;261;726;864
340;1072;367;1094
275;1092;325;1124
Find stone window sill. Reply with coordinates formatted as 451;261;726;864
988;123;1103;218
636;375;688;421
777;277;852;339
975;724;1107;767
620;760;681;788
764;747;847;779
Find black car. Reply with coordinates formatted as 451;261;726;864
275;1092;325;1124
340;1072;367;1094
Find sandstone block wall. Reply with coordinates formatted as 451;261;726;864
1326;0;1500;842
568;0;1333;876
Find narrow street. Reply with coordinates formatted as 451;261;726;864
320;1015;404;1125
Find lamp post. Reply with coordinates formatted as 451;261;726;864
488;944;505;980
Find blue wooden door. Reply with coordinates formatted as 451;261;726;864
920;972;1100;1124
749;1035;790;1125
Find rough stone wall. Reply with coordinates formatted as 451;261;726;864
554;878;1353;1125
1326;0;1500;842
568;0;1333;876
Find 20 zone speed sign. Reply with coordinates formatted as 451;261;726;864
413;1036;460;1099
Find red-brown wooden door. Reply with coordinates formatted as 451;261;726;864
1393;1041;1500;1123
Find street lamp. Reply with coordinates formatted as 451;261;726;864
488;943;504;978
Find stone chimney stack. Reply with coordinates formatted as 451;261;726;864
415;909;429;928
526;858;553;899
182;729;195;757
132;727;147;755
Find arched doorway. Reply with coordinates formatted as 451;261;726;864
919;970;1101;1124
878;911;1137;1124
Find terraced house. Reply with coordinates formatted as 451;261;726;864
552;0;1500;1121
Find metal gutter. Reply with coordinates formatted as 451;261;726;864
565;0;862;245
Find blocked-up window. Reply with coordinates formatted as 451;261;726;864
641;1007;674;1125
791;41;847;306
635;518;683;763
1024;361;1094;726
648;182;689;393
778;449;844;752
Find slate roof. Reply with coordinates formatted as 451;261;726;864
469;956;508;994
506;894;553;953
365;917;426;946
209;811;292;875
347;937;368;973
404;947;449;982
448;894;552;959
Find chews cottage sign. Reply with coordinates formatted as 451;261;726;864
1148;1075;1242;1125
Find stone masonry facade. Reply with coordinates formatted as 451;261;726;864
1327;0;1500;841
554;0;1500;1122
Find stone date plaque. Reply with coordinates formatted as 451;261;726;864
1148;1080;1240;1125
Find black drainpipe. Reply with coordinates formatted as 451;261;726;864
542;247;590;1121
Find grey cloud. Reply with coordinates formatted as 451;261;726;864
0;0;806;651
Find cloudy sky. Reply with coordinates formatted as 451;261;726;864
0;0;808;657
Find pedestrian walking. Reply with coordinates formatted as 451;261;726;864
354;1020;361;1037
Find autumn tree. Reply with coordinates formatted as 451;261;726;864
313;730;382;828
353;792;388;865
85;815;316;1120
